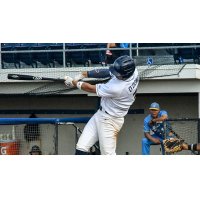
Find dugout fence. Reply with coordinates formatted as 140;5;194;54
0;117;200;155
0;117;93;155
163;118;200;155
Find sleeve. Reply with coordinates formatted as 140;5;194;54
96;83;120;98
160;110;168;116
87;69;111;78
143;118;150;133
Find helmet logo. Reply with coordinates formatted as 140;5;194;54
115;63;119;68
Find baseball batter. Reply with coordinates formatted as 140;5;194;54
64;56;139;155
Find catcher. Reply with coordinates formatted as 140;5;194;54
163;138;200;153
142;102;174;155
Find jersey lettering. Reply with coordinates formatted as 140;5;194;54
127;75;139;94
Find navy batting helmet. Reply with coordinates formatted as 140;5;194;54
109;56;136;78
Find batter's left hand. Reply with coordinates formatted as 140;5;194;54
64;76;74;87
74;72;85;81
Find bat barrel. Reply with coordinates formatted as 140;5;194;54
7;74;65;82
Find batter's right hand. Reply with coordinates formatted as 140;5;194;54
64;76;74;87
153;138;161;144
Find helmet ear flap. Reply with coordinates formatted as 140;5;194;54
110;56;135;78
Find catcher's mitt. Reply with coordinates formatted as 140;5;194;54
163;138;185;154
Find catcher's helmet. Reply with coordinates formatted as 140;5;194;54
29;145;42;155
109;56;136;78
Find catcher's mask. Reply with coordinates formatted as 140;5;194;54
109;55;136;79
29;145;42;155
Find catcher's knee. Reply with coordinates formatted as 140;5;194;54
142;137;149;144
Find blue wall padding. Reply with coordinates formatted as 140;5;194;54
0;117;90;125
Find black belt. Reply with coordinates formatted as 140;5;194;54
99;106;109;115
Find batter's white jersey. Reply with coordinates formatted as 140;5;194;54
96;69;139;117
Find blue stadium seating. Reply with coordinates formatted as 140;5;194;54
173;43;199;64
195;43;200;63
48;43;70;67
1;43;21;68
138;43;157;55
82;43;107;66
16;43;38;68
66;43;89;67
32;43;55;67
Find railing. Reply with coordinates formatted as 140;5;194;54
1;43;200;69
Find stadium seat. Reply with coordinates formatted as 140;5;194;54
49;43;70;67
138;43;157;56
194;43;200;63
82;43;107;66
97;43;107;62
66;43;89;67
16;43;38;68
107;43;136;64
173;43;199;64
32;43;55;68
1;43;21;68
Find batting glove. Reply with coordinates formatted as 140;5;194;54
64;76;74;87
74;72;85;81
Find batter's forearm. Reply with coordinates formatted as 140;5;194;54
81;72;88;78
80;69;111;80
72;80;96;93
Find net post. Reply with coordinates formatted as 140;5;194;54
55;123;58;155
136;43;139;56
63;43;66;68
0;43;1;69
198;119;200;155
163;119;167;155
129;43;132;57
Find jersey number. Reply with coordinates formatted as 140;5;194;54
133;89;137;98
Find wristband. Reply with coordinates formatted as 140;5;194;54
188;144;197;151
77;81;84;90
193;144;197;151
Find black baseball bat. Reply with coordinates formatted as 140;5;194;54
7;74;65;82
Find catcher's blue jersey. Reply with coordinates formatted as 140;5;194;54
143;110;172;138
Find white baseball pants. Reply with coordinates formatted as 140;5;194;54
76;110;124;155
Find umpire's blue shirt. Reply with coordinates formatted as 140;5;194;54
143;110;172;139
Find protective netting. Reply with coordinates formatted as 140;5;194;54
0;118;90;155
0;63;186;95
1;43;195;95
0;124;56;155
164;119;199;155
138;64;185;79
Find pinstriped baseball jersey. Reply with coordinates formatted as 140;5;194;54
96;69;139;117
